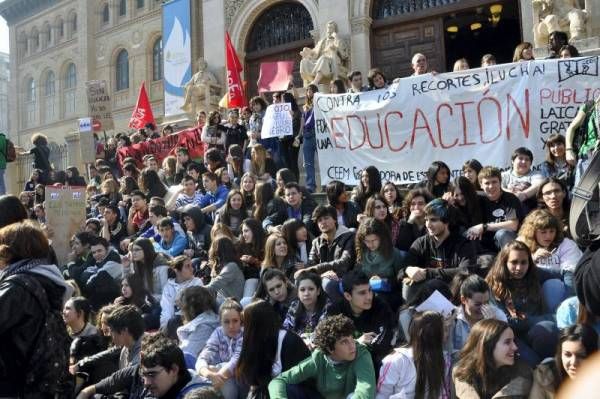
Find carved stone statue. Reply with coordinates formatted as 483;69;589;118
181;58;222;115
299;21;350;87
533;0;588;48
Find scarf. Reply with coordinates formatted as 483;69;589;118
0;258;46;280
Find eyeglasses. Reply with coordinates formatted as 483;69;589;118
542;188;563;197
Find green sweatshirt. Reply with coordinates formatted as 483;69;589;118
268;342;375;399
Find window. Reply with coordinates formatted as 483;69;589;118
31;29;39;51
64;63;77;117
116;50;129;91
44;71;56;122
24;78;36;127
137;0;145;9
152;37;163;81
119;0;127;16
72;13;77;33
42;24;51;48
57;19;64;39
102;4;110;24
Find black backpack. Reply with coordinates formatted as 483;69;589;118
6;273;73;398
573;100;598;155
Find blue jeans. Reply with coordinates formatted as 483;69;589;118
574;153;591;187
516;320;558;366
494;229;517;250
302;134;317;192
542;278;568;314
0;168;5;195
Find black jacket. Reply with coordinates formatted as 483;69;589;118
181;204;212;260
308;225;356;276
0;270;70;396
263;199;317;234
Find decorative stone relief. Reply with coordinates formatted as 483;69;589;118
224;0;245;28
350;16;373;35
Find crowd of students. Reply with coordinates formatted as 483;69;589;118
1;36;599;399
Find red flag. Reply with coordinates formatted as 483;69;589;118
225;32;247;108
129;81;156;129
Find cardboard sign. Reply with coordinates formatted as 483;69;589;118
85;80;115;131
261;103;293;139
45;187;87;265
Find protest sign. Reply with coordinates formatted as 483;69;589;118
85;80;114;131
78;117;96;162
261;102;293;139
117;127;204;167
45;186;87;265
314;57;600;185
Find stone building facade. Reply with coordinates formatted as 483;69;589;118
0;0;164;146
0;51;8;134
2;0;599;147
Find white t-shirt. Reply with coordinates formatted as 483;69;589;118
535;238;583;273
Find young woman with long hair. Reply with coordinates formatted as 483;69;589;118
261;233;296;278
381;181;404;221
396;188;432;251
249;144;276;183
240;172;257;209
274;168;296;198
377;311;452;399
201;110;227;153
237;218;265;280
453;319;532;398
251;268;297;320
62;296;98;338
100;178;121;205
541;134;573;187
138;168;168;199
536;177;571;234
415;161;452;198
235;300;309;397
125;237;170;300
355;217;406;310
352;165;382;211
462;159;483;191
518;209;582;297
326;180;360;229
281;219;313;269
282;271;332;342
252;180;284;223
205;236;245;302
196;298;245;399
226;144;249;187
114;274;161;330
513;42;534;62
529;324;598;399
485;240;559;366
214;189;249;236
447;176;483;231
361;194;402;249
450;273;507;351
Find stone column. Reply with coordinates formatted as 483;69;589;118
202;0;226;84
350;16;373;76
65;132;84;173
520;1;534;46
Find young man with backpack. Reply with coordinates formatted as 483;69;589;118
0;221;73;398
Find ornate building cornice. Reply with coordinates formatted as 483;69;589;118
350;16;372;35
0;0;58;25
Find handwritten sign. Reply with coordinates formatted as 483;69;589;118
261;103;293;139
85;80;114;131
45;187;87;265
314;57;600;185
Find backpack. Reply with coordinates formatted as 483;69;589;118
573;100;597;155
6;273;73;399
0;134;15;163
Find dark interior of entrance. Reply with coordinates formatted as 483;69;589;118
443;0;521;70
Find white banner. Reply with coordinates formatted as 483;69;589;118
261;103;293;139
314;57;600;185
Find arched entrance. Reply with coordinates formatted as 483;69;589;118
370;0;521;78
244;2;314;98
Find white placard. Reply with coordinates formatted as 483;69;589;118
261;102;293;139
